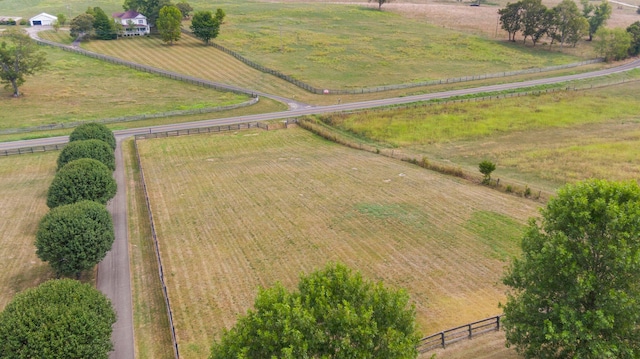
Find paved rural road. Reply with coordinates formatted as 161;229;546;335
3;44;639;358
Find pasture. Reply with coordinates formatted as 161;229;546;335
0;152;58;311
326;79;640;190
0;45;251;131
136;127;540;358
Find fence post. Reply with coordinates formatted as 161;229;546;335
496;315;501;331
468;323;473;338
441;332;445;349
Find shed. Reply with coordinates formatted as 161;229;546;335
29;13;57;26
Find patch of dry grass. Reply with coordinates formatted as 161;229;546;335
137;127;540;358
0;152;57;310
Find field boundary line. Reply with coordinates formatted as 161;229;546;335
417;315;503;353
181;29;603;95
0;143;67;157
0;97;260;135
133;139;180;359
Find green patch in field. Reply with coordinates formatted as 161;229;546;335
355;203;428;228
464;211;524;261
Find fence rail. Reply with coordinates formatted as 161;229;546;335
417;315;502;353
134;119;298;140
133;139;180;359
0;143;67;156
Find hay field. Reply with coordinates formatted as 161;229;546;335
0;153;57;310
137;127;540;358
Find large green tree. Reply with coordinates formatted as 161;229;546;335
0;29;48;97
69;13;95;39
0;279;116;358
57;139;115;171
36;200;115;277
69;123;116;150
499;2;523;42
47;158;117;208
92;7;117;40
594;27;631;61
627;21;640;56
157;5;182;45
176;1;193;19
190;9;225;45
549;0;588;47
502;179;640;359
210;263;420;359
519;0;549;46
582;0;612;41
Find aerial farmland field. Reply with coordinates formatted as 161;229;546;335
136;127;540;358
0;152;57;311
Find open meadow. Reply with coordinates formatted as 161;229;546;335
325;79;640;191
136;127;541;358
0;152;58;311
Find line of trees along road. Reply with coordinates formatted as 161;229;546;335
0;123;119;357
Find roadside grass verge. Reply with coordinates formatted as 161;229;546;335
123;139;174;359
324;80;640;190
0;152;57;310
136;127;539;358
0;45;250;131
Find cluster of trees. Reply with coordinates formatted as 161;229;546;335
499;0;611;47
70;7;119;40
39;123;117;277
593;21;640;61
0;30;48;97
502;179;640;358
154;3;225;45
210;263;420;358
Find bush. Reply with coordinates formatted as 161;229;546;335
479;160;496;184
57;139;115;171
0;279;115;358
47;158;117;208
69;123;116;150
36;200;114;277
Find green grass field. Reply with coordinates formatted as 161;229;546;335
326;80;640;190
0;152;58;311
0;44;251;130
136;127;539;358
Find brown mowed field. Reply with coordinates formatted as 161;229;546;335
0;152;57;310
137;127;540;358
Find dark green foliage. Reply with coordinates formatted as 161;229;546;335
190;9;225;45
176;1;193;19
479;160;496;184
0;279;116;358
627;21;640;56
210;263;420;359
499;2;523;42
123;0;172;26
595;27;632;61
0;29;48;97
70;13;95;39
582;0;612;41
69;123;116;150
57;139;115;171
35;201;114;277
502;179;640;358
92;7;117;40
56;13;67;26
47;158;116;208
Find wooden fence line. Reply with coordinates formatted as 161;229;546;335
0;143;67;157
133;139;181;359
134;120;298;140
417;315;503;353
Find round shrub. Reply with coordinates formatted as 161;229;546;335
36;200;115;276
69;123;116;150
0;279;116;358
47;158;117;208
57;139;115;171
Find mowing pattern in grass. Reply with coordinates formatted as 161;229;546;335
0;153;57;310
0;45;249;129
137;128;539;358
327;82;640;187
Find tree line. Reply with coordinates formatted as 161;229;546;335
0;123;119;358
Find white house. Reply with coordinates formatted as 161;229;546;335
29;13;57;26
112;10;150;36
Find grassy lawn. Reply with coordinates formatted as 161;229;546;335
0;43;251;131
325;79;640;190
136;127;539;358
0;152;57;310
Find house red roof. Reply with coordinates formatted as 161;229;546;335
112;10;144;20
